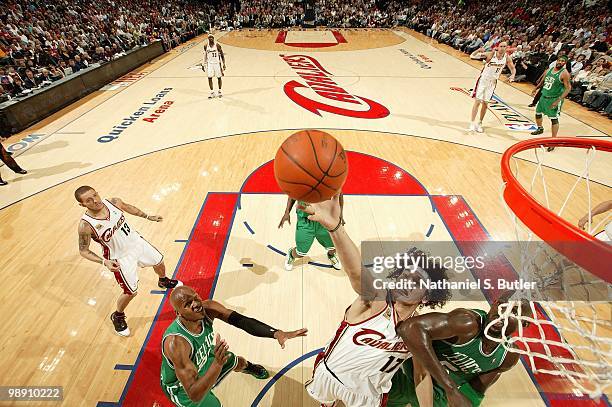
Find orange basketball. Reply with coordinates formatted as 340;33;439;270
274;130;348;203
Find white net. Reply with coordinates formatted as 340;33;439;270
487;142;611;399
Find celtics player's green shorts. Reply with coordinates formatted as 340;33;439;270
387;360;484;407
162;352;238;407
295;217;334;256
536;96;563;119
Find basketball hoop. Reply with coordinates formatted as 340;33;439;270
490;137;612;399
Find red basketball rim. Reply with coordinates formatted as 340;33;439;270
501;137;612;282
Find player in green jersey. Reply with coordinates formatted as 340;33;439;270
531;54;572;151
389;295;532;407
279;194;344;271
161;286;307;407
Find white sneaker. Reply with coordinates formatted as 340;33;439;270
468;122;476;132
475;123;484;133
328;253;342;270
217;90;222;98
284;248;295;271
208;91;215;99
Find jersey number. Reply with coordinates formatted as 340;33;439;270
209;51;217;58
543;76;555;90
121;223;130;236
380;356;404;373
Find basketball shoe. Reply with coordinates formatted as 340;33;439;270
217;90;222;98
285;248;295;271
208;91;215;99
158;277;183;289
110;311;130;337
242;362;270;379
475;123;484;133
328;252;342;270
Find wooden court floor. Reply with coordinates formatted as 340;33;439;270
0;30;609;406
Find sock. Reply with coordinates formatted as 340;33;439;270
159;276;169;281
115;311;125;316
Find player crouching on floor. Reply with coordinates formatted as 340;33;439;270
161;285;307;407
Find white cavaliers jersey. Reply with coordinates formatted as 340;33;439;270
205;43;220;64
319;301;413;396
480;52;507;82
81;199;141;259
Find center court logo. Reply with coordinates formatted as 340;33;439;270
451;87;538;131
280;54;389;119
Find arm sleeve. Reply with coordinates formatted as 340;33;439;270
227;311;278;338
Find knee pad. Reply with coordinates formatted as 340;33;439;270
535;113;543;119
551;118;559;125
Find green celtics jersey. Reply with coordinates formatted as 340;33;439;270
161;317;215;391
296;200;309;219
431;309;507;385
541;66;566;99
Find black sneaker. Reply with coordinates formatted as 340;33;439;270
547;146;555;152
243;362;270;380
158;277;183;289
110;311;130;337
530;127;544;135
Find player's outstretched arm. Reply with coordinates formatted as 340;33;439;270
165;333;228;402
204;300;307;348
397;309;480;407
301;196;370;295
465;352;520;405
579;200;612;229
110;197;162;222
413;358;434;407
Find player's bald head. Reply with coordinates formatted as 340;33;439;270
170;285;195;310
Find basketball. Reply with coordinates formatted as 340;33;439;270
274;130;348;203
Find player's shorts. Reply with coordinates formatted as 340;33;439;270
535;96;563;119
305;356;388;407
387;360;448;407
113;236;163;295
162;352;238;407
207;62;223;78
296;217;334;256
471;77;496;101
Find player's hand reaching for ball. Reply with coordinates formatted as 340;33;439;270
300;195;342;230
578;215;590;230
103;259;121;272
213;334;230;367
274;328;308;349
147;215;163;222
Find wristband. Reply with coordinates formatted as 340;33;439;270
327;218;342;233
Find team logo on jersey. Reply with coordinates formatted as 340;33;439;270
352;328;409;353
281;54;390;119
451;87;538;131
101;214;126;242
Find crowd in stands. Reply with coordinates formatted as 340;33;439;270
405;0;612;117
0;0;211;101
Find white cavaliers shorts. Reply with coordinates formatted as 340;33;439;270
113;237;163;295
472;78;497;101
305;361;388;407
207;62;223;78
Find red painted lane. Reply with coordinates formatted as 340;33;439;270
122;193;238;406
242;151;427;195
432;195;603;405
275;30;287;44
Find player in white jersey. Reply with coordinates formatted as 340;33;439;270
301;196;451;407
468;42;516;133
578;200;612;242
203;33;226;99
76;186;182;337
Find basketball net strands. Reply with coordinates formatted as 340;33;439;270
488;138;612;399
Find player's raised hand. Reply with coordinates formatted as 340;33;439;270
147;215;163;222
278;212;291;228
213;334;230;366
274;328;308;349
103;259;121;272
300;195;342;230
578;215;589;230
